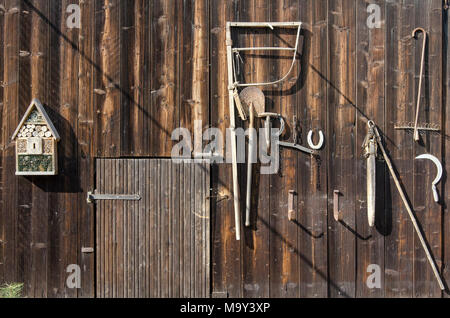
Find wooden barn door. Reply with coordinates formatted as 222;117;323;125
94;159;210;298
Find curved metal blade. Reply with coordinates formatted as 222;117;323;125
415;154;442;202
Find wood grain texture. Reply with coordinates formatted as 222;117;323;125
384;0;415;297
355;0;385;298
96;159;210;298
210;0;241;298
28;0;50;298
95;0;121;157
77;0;95;298
444;0;450;297
0;0;449;298
2;0;20;286
240;0;271;299
327;0;357;298
269;0;300;298
298;0;328;298
17;0;32;296
149;0;180;157
411;0;443;297
0;0;4;285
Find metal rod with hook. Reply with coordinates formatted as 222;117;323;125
412;27;427;142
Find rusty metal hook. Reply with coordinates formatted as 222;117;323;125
411;27;427;142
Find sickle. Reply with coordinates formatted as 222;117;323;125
415;154;442;203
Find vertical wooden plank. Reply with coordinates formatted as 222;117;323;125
120;0;134;156
145;159;151;297
179;161;185;297
327;0;357;298
46;0;62;297
269;0;300;298
77;0;95;298
205;162;211;297
95;159;102;296
297;0;329;298
384;0;415;298
157;159;162;297
59;0;79;298
133;159;139;297
114;159;124;297
2;0;20;287
150;0;180;157
355;0;386;298
94;0;121;157
161;159;169;297
237;0;271;299
210;0;242;298
119;0;152;157
16;0;32;296
194;162;202;297
28;0;50;298
127;159;134;297
444;0;450;298
105;159;112;297
149;159;157;297
138;160;145;297
0;0;5;285
183;161;192;297
179;0;209;136
412;0;443;297
172;161;180;297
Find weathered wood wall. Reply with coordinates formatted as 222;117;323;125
0;0;449;298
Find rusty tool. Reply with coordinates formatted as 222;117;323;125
412;27;427;142
333;190;343;222
288;190;296;221
368;120;445;290
226;21;302;240
362;121;378;227
239;87;266;227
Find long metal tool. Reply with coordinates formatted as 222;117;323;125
226;21;302;239
362;122;377;227
368;120;445;290
239;87;266;227
412;27;427;142
226;23;241;240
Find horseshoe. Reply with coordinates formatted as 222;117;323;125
415;154;442;203
307;130;324;150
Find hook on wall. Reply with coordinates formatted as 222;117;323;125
288;190;296;221
333;190;343;222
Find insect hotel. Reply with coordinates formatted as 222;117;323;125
11;99;59;175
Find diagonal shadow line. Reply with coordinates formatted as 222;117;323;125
306;62;397;148
23;0;171;138
257;216;351;298
291;220;324;239
338;221;372;241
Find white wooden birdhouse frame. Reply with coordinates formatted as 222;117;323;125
11;99;60;175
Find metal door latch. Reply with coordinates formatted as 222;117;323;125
86;191;141;203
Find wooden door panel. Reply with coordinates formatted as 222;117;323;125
96;159;210;298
